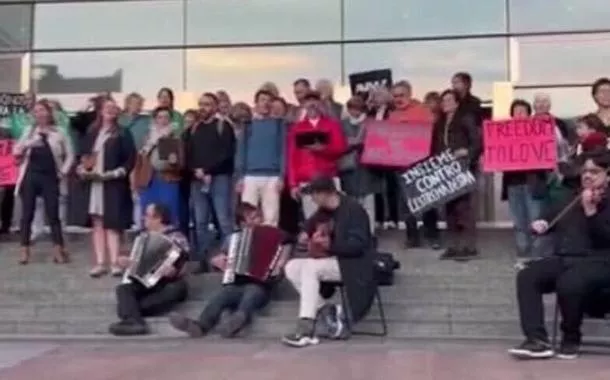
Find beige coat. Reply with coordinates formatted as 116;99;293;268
13;125;74;195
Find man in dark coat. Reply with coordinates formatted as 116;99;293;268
282;176;376;348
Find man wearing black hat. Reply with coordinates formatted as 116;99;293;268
509;150;610;360
281;176;376;347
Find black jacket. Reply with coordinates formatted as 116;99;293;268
67;128;136;230
188;117;236;175
542;190;610;258
306;195;376;322
430;112;482;171
458;93;483;126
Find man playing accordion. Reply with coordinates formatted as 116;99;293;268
108;203;189;336
169;202;291;338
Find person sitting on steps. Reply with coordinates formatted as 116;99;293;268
108;203;189;336
168;202;291;338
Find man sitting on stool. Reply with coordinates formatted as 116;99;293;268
282;176;376;348
509;150;610;360
109;203;189;336
168;202;291;338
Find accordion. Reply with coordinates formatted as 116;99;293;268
123;232;182;288
222;226;291;285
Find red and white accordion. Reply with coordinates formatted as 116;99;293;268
222;226;291;284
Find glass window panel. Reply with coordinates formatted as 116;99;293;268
509;0;610;33
32;49;183;111
344;38;507;101
186;45;342;104
0;54;26;92
0;4;32;52
513;33;610;86
344;0;506;40
34;1;183;49
513;87;596;118
186;0;341;44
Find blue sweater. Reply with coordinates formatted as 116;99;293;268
236;118;286;178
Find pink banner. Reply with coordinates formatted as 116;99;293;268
483;117;557;172
0;139;17;186
361;120;432;168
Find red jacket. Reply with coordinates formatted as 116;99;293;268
287;116;347;189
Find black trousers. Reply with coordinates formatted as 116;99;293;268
19;171;63;246
517;257;610;344
0;185;14;233
279;188;301;235
199;283;270;329
445;193;476;250
116;279;188;322
374;171;400;224
405;209;439;242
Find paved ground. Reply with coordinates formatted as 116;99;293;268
1;341;610;380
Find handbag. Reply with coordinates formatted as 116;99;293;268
132;153;153;190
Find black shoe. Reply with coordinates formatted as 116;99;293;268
282;318;319;348
218;310;248;338
428;239;442;250
108;319;150;336
508;339;554;359
453;248;479;262
168;312;205;338
556;341;580;360
439;248;459;260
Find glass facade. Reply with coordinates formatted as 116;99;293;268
0;0;608;113
1;0;609;222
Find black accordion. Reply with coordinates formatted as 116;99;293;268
123;232;182;288
222;226;291;285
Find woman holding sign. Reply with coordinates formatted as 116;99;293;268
501;100;549;262
430;90;482;261
13;100;74;265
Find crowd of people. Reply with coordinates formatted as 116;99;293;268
2;72;610;356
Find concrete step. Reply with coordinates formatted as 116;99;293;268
0;299;562;321
1;315;609;340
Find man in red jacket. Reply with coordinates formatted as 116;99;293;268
287;91;347;218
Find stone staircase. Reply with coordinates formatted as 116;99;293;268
1;230;609;341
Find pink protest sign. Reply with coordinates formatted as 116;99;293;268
483;117;557;172
0;139;17;186
360;120;432;168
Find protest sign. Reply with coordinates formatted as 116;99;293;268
348;69;393;99
399;150;477;216
0;93;27;118
0;139;16;186
483;117;557;172
360;120;432;168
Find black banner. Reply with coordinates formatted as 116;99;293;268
0;93;27;118
348;69;393;99
399;150;477;216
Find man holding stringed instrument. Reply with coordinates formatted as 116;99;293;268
108;203;189;336
509;149;610;360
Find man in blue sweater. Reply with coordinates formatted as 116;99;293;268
235;90;287;226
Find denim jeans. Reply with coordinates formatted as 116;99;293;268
198;283;269;329
190;175;233;261
507;184;545;257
